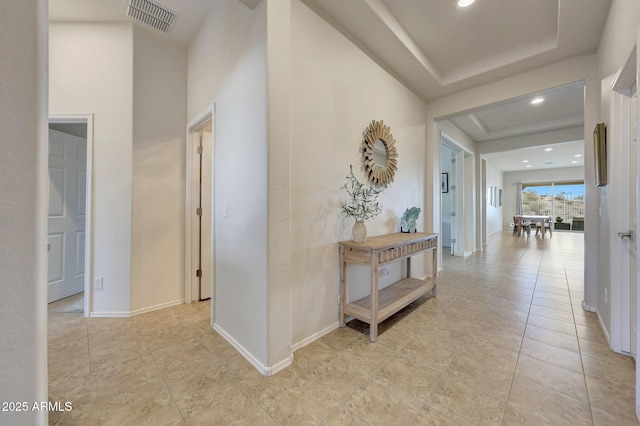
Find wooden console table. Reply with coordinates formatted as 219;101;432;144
339;232;438;342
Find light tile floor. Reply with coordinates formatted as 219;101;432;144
48;231;637;425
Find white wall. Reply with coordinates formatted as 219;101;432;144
289;0;429;346
485;161;503;236
0;0;48;424
188;0;272;369
131;28;187;312
188;0;265;119
598;0;640;79
49;23;134;315
438;120;477;155
266;0;293;367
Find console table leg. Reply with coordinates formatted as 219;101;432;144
339;246;346;327
432;246;438;296
370;254;379;342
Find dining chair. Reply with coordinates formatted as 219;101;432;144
535;217;553;237
513;216;532;236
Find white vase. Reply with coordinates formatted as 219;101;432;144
352;220;367;243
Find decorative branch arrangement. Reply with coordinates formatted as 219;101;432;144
340;165;383;222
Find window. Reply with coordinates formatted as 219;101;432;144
522;181;585;222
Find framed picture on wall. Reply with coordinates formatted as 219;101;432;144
487;187;491;205
441;173;449;193
498;189;503;206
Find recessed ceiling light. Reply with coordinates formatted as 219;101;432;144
523;160;529;163
526;165;532;168
571;160;578;164
545;148;553;152
457;0;476;7
574;154;582;158
531;97;545;105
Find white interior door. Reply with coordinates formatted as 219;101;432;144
199;131;213;300
450;152;457;255
440;141;453;251
47;129;86;302
453;149;466;257
463;152;475;256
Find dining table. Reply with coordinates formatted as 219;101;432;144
513;215;553;237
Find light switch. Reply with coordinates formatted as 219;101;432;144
223;202;228;218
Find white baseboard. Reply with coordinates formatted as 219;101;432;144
89;299;184;318
129;299;184;317
582;300;596;312
268;356;293;376
596;309;611;346
213;323;292;377
291;322;340;352
90;311;131;318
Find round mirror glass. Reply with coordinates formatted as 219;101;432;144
372;139;387;169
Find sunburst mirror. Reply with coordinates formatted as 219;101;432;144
361;120;398;187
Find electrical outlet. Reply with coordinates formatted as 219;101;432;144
94;277;103;290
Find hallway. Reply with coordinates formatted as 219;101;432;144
48;231;636;425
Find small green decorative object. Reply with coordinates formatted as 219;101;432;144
401;207;421;233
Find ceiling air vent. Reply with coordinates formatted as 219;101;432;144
126;0;177;34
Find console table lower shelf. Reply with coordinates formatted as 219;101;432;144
344;277;435;324
339;232;438;342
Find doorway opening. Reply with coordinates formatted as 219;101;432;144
441;132;475;258
47;115;94;317
185;106;214;305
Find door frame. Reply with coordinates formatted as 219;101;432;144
607;28;640;421
441;131;475;258
49;114;94;317
609;40;637;354
184;105;215;306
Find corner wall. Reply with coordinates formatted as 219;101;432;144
485;161;503;236
290;0;429;346
131;28;187;312
188;0;272;369
0;0;48;424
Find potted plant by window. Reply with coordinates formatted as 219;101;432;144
340;165;382;243
556;216;563;223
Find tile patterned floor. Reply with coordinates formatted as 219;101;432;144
48;231;637;425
